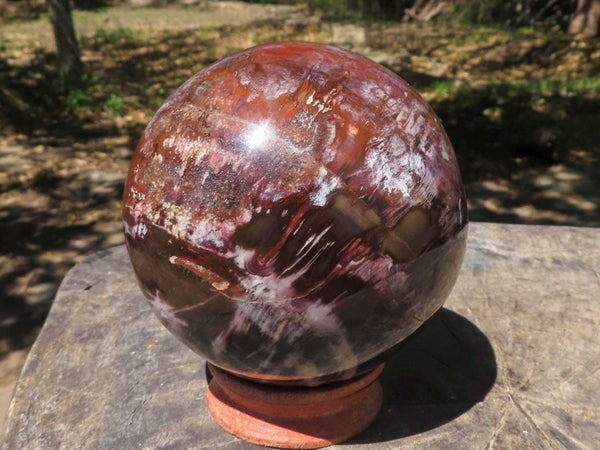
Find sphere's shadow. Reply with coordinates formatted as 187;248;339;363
348;308;497;444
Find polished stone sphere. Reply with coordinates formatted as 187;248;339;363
123;41;467;384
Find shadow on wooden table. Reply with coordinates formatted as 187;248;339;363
349;308;497;444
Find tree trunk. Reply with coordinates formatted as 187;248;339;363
569;0;600;36
47;0;82;86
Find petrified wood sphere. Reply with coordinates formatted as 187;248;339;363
123;42;467;384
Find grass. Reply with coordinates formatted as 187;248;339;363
106;93;126;118
91;27;146;46
532;77;600;95
432;80;456;96
205;45;217;58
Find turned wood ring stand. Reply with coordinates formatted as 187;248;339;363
207;363;385;449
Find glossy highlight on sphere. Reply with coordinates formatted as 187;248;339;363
123;41;468;384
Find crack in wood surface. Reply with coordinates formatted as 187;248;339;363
484;398;510;450
509;392;560;450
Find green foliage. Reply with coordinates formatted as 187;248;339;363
426;74;600;177
176;53;191;64
206;45;217;57
90;27;145;46
432;80;455;95
106;92;125;118
196;28;211;39
501;77;600;99
65;72;102;110
66;87;93;109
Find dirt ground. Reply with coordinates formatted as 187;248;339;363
1;1;599;429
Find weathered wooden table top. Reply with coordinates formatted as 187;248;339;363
2;222;599;449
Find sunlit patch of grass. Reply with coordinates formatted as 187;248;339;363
176;53;191;64
106;93;125;118
96;27;145;45
64;72;104;110
205;45;217;58
66;87;93;110
196;28;211;39
431;80;456;95
514;77;600;97
72;8;110;24
439;77;600;115
559;77;600;95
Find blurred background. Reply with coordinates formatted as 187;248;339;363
1;0;599;426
